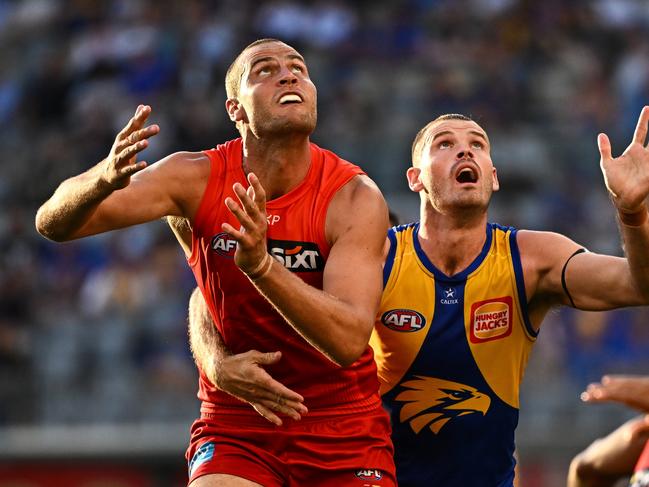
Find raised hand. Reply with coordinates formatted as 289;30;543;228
211;350;308;426
222;173;272;278
102;105;160;190
599;106;649;214
581;375;649;413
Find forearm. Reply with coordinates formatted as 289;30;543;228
188;287;229;383
618;204;649;301
35;162;112;242
568;417;649;487
249;257;377;367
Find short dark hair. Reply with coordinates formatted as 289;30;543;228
411;114;474;166
225;38;288;100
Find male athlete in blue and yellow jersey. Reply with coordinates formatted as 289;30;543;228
186;107;649;486
369;110;649;486
371;221;529;485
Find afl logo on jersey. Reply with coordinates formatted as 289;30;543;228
355;469;383;481
470;296;513;343
211;232;237;258
381;309;426;332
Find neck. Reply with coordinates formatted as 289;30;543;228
241;131;312;200
417;201;488;276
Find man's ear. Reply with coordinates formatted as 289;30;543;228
407;167;424;193
492;166;500;192
225;99;247;123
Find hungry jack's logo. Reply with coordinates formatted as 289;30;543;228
470;296;513;343
395;376;491;434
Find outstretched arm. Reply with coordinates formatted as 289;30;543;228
581;375;649;413
597;105;649;299
568;416;649;487
223;173;389;367
521;107;649;315
187;288;308;425
35;105;206;241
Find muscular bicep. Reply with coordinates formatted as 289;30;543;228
520;230;644;312
75;152;208;238
565;251;644;310
322;176;389;329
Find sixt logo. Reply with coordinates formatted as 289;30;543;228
381;309;426;332
211;232;237;257
355;469;383;481
269;240;323;272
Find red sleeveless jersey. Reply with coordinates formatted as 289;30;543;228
631;441;649;486
188;138;382;417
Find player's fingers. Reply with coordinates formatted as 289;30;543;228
114;125;159;154
259;398;302;421
221;221;244;241
259;379;307;410
225;197;256;232
629;416;649;440
252;351;282;365
248;173;267;213
116;105;142;140
116;140;148;164
233;183;263;222
632;106;649;146
118;161;147;178
598;133;612;161
252;403;283;426
118;105;151;140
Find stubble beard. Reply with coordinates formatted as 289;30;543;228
430;183;491;216
251;105;317;138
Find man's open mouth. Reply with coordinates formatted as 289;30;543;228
455;166;478;183
279;93;303;104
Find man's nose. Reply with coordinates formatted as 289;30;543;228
279;68;298;86
456;149;474;160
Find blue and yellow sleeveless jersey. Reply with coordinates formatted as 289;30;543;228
370;222;537;486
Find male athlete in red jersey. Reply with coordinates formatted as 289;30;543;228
35;38;395;486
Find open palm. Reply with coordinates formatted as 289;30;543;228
599;106;649;213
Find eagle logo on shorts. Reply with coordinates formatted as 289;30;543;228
395;376;491;434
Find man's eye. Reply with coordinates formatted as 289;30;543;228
292;65;303;73
259;67;271;75
472;142;483;149
439;141;452;149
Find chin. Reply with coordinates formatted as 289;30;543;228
264;115;316;137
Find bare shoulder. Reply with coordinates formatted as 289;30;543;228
325;175;388;247
517;229;585;304
138;151;211;219
329;174;386;215
517;229;583;270
153;150;211;176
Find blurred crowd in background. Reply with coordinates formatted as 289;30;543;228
1;0;649;468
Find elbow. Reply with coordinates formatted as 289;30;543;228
334;352;361;368
568;453;599;486
331;320;373;367
35;208;68;242
326;341;365;368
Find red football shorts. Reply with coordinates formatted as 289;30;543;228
186;406;396;486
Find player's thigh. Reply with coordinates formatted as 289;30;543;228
189;473;264;487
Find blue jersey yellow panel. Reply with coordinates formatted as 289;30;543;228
370;222;537;486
